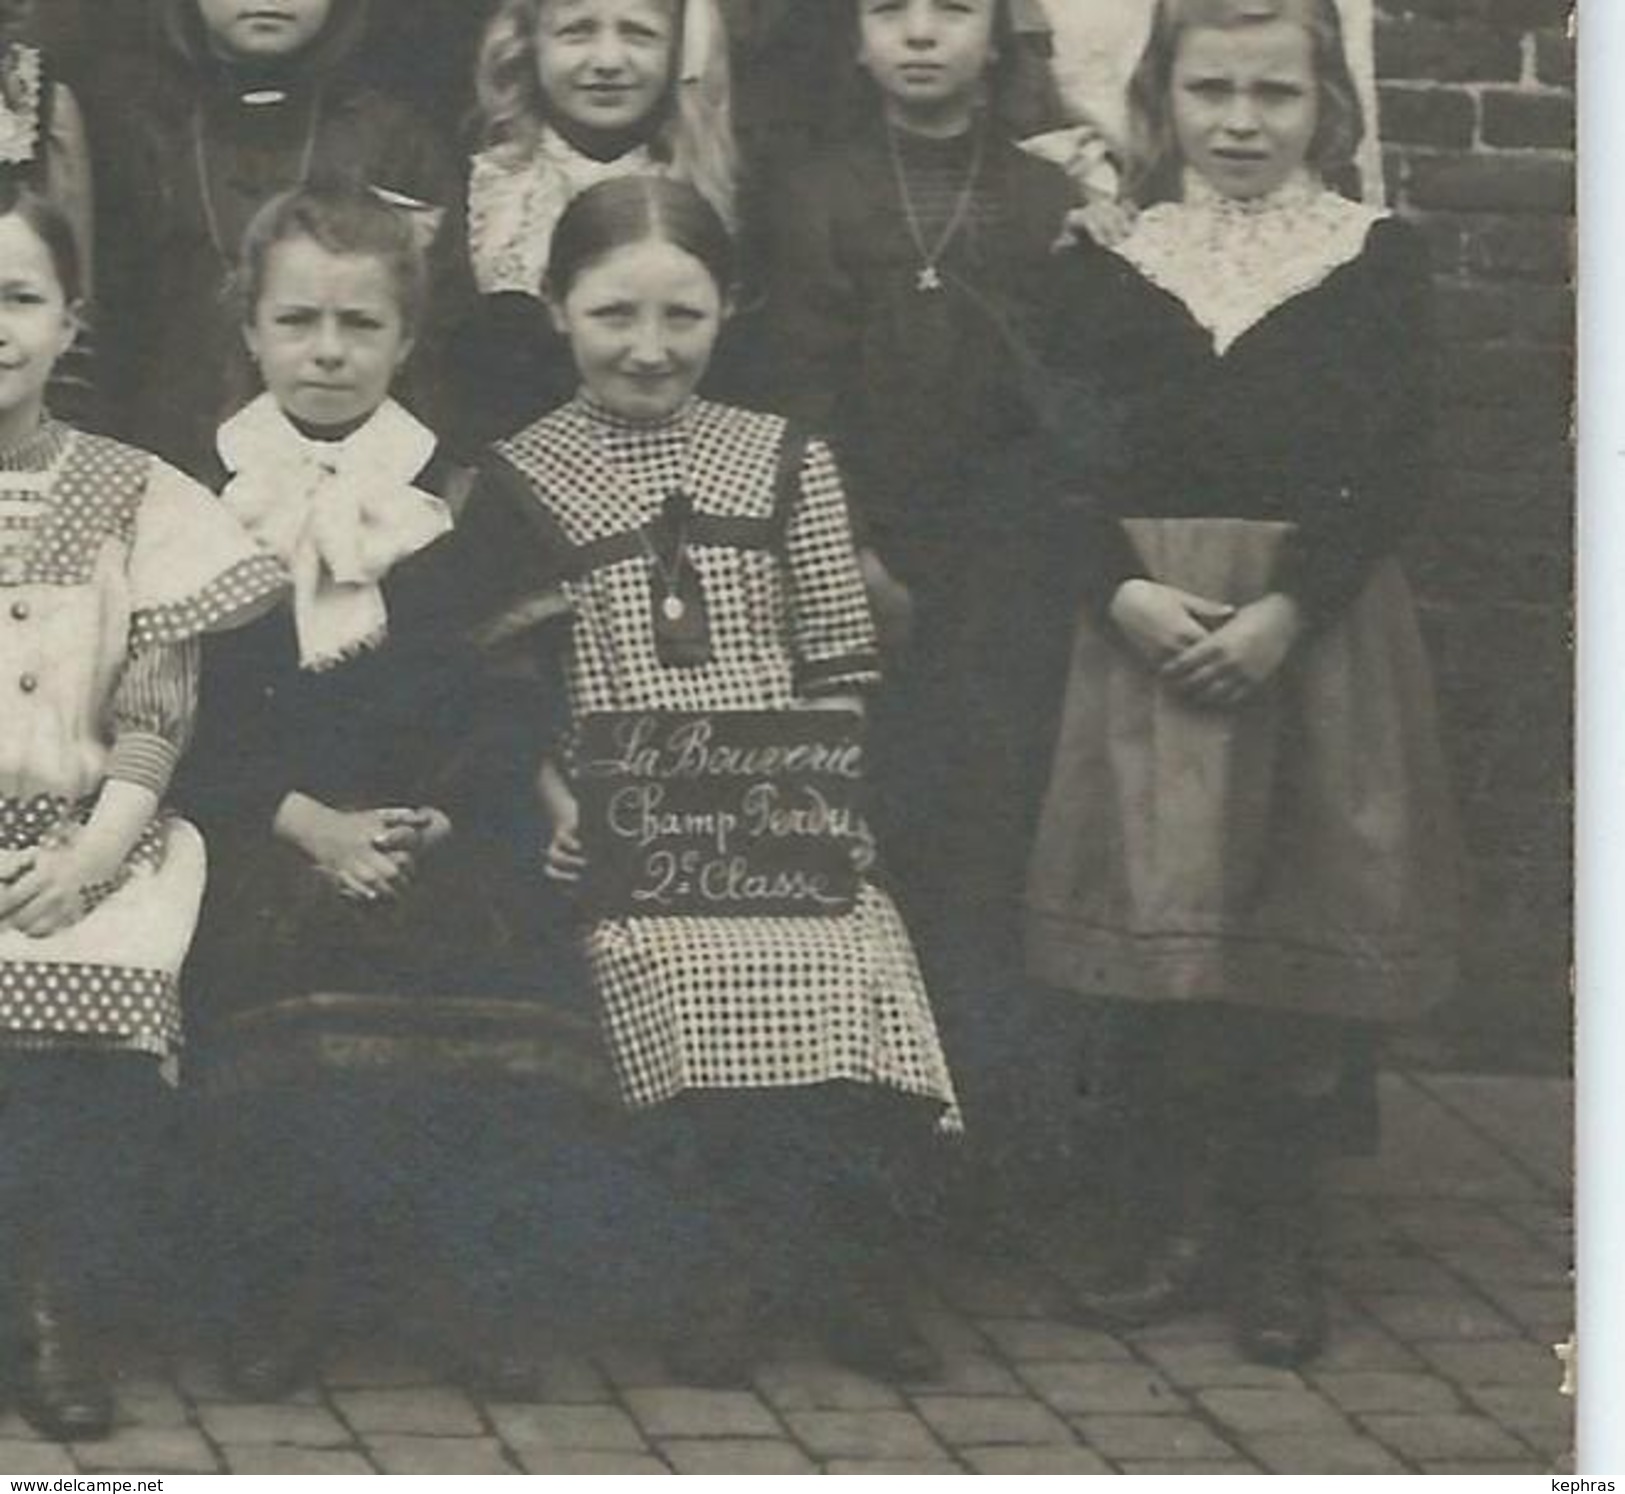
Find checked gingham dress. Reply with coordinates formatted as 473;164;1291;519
496;396;960;1123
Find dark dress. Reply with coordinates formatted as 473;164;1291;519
1024;185;1461;1158
761;120;1080;1168
763;119;1078;953
96;2;468;478
175;440;617;1334
180;451;573;1028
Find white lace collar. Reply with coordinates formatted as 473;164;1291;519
1115;170;1385;355
468;128;665;297
218;395;450;670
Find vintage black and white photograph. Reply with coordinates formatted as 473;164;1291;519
0;0;1576;1477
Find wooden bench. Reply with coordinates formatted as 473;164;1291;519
191;991;618;1108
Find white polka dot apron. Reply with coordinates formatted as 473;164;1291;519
0;426;286;1061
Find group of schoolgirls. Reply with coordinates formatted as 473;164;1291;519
0;0;1460;1443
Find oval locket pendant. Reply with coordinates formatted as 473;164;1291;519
661;594;686;623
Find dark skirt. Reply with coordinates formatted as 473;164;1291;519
188;829;585;1025
1025;518;1462;1025
865;516;1078;1157
1076;998;1382;1161
183;830;629;1332
184;825;614;1113
642;1081;947;1319
869;519;1075;964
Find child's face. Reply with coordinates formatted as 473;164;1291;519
1171;20;1318;200
857;0;998;127
549;238;724;424
0;214;75;433
534;0;676;137
244;236;413;430
196;0;334;63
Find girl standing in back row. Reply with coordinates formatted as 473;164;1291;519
455;0;735;446
97;0;465;476
762;0;1080;1172
1027;0;1460;1365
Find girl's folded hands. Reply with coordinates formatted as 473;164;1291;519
1160;594;1304;710
1111;581;1302;711
275;796;437;904
1110;578;1236;669
0;842;117;938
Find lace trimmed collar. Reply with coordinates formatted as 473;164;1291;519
1115;170;1385;355
0;417;70;474
468;128;664;297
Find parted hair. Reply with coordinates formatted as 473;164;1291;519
1125;0;1364;205
544;174;735;301
841;0;1067;140
236;183;429;333
0;171;81;306
474;0;737;230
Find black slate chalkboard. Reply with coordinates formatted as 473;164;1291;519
574;711;867;919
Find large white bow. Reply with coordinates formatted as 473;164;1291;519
218;394;451;670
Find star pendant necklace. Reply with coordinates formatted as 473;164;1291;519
886;117;986;293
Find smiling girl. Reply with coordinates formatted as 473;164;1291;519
435;176;959;1383
0;177;285;1440
453;0;734;446
1026;0;1460;1364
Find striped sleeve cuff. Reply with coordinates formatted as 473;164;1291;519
107;731;180;798
796;652;882;698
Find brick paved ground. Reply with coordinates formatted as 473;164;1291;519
0;1071;1572;1476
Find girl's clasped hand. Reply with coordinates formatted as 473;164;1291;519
538;760;583;885
1109;579;1303;709
0;844;100;937
273;797;451;903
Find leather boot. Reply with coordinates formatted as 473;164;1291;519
413;1263;546;1402
15;1271;114;1442
823;1261;943;1383
1069;1151;1230;1328
223;1263;334;1402
663;1279;757;1389
1230;1195;1327;1367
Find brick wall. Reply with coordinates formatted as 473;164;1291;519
1376;1;1576;1064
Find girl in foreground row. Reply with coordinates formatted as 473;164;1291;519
436;174;961;1383
0;178;285;1439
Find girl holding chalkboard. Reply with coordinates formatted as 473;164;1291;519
441;175;960;1386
